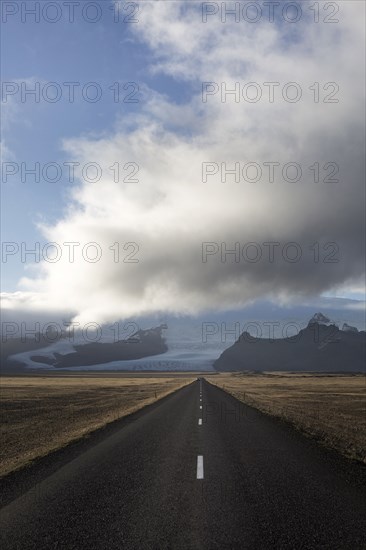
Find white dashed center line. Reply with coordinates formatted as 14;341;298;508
200;405;202;409
198;418;202;426
197;455;204;479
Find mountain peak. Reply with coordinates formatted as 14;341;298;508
342;322;358;333
308;312;332;326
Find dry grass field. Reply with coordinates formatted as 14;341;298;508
206;373;366;463
0;374;195;477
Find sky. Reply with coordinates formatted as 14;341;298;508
1;0;365;328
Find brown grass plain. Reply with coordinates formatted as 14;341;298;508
205;372;366;463
0;374;195;477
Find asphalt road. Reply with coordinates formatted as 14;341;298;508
1;379;365;549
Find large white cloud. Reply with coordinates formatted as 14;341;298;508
2;1;365;324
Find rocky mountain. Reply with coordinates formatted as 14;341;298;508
43;326;168;368
308;312;333;326
214;314;365;372
342;323;358;333
1;329;64;369
3;325;168;370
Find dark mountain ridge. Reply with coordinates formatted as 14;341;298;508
1;325;168;370
52;326;168;368
214;313;365;372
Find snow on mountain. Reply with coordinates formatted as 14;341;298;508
308;313;360;333
308;312;334;326
342;323;358;333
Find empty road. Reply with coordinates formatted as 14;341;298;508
1;379;365;549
